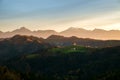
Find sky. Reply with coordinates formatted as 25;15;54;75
0;0;120;32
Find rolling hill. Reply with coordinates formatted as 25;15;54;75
0;35;120;60
0;34;120;80
0;35;51;60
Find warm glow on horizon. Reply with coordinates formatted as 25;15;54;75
0;0;120;32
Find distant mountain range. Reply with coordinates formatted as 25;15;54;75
0;27;120;40
0;27;58;39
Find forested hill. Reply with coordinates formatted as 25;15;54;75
0;46;120;80
0;35;120;80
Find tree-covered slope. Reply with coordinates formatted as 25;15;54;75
1;46;119;80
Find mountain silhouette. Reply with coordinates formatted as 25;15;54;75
0;27;57;38
60;27;120;40
33;30;58;38
45;35;120;47
60;27;90;38
0;27;120;40
12;27;32;34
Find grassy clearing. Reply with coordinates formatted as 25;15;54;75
49;46;89;54
26;54;40;59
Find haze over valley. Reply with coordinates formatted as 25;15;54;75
0;27;120;40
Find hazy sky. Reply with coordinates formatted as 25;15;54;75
0;0;120;32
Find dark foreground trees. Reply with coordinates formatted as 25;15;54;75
0;46;120;80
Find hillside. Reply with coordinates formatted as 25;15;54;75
0;35;120;60
0;35;120;80
45;35;120;47
0;46;120;80
0;35;51;60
